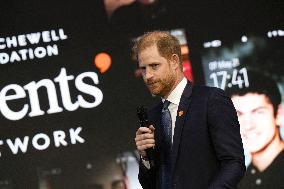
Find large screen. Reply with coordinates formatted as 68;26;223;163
0;1;283;189
200;28;284;188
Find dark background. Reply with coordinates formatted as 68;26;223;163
0;0;283;189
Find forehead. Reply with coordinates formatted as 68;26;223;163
138;45;158;58
231;93;272;110
138;45;167;65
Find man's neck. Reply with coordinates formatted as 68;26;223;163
252;133;284;172
163;75;184;99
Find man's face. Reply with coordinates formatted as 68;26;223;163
231;93;279;153
138;45;176;98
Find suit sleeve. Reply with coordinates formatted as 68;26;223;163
138;159;156;189
207;88;246;189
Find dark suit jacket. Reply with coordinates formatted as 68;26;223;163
138;82;246;189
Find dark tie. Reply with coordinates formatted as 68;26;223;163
160;100;172;189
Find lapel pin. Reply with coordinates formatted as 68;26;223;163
178;111;184;117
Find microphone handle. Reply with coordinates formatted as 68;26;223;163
145;148;155;167
141;120;155;167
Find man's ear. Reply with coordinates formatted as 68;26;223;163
276;104;283;127
170;54;181;70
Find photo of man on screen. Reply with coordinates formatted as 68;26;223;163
226;70;284;189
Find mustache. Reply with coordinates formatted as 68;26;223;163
146;79;159;85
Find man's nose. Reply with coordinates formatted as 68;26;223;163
145;67;153;80
241;115;255;130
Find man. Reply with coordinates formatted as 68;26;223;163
133;31;245;189
226;71;284;189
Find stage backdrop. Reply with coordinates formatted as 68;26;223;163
0;1;283;189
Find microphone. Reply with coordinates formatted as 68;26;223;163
137;106;155;168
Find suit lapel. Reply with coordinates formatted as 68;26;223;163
171;82;193;172
148;102;163;147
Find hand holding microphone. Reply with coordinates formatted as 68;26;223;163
135;106;155;167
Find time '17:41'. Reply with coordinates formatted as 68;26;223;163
209;67;249;90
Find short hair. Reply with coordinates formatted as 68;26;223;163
225;70;282;116
132;31;182;68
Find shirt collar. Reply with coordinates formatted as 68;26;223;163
163;77;187;105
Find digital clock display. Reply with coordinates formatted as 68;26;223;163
201;56;251;90
209;67;249;90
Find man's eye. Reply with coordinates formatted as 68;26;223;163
236;111;242;117
152;64;158;69
255;110;265;115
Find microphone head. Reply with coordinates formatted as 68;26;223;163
137;106;148;121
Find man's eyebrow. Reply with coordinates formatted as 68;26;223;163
236;106;267;114
138;65;146;68
139;62;159;67
252;106;267;112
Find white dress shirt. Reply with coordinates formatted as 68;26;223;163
142;77;187;168
163;77;187;142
